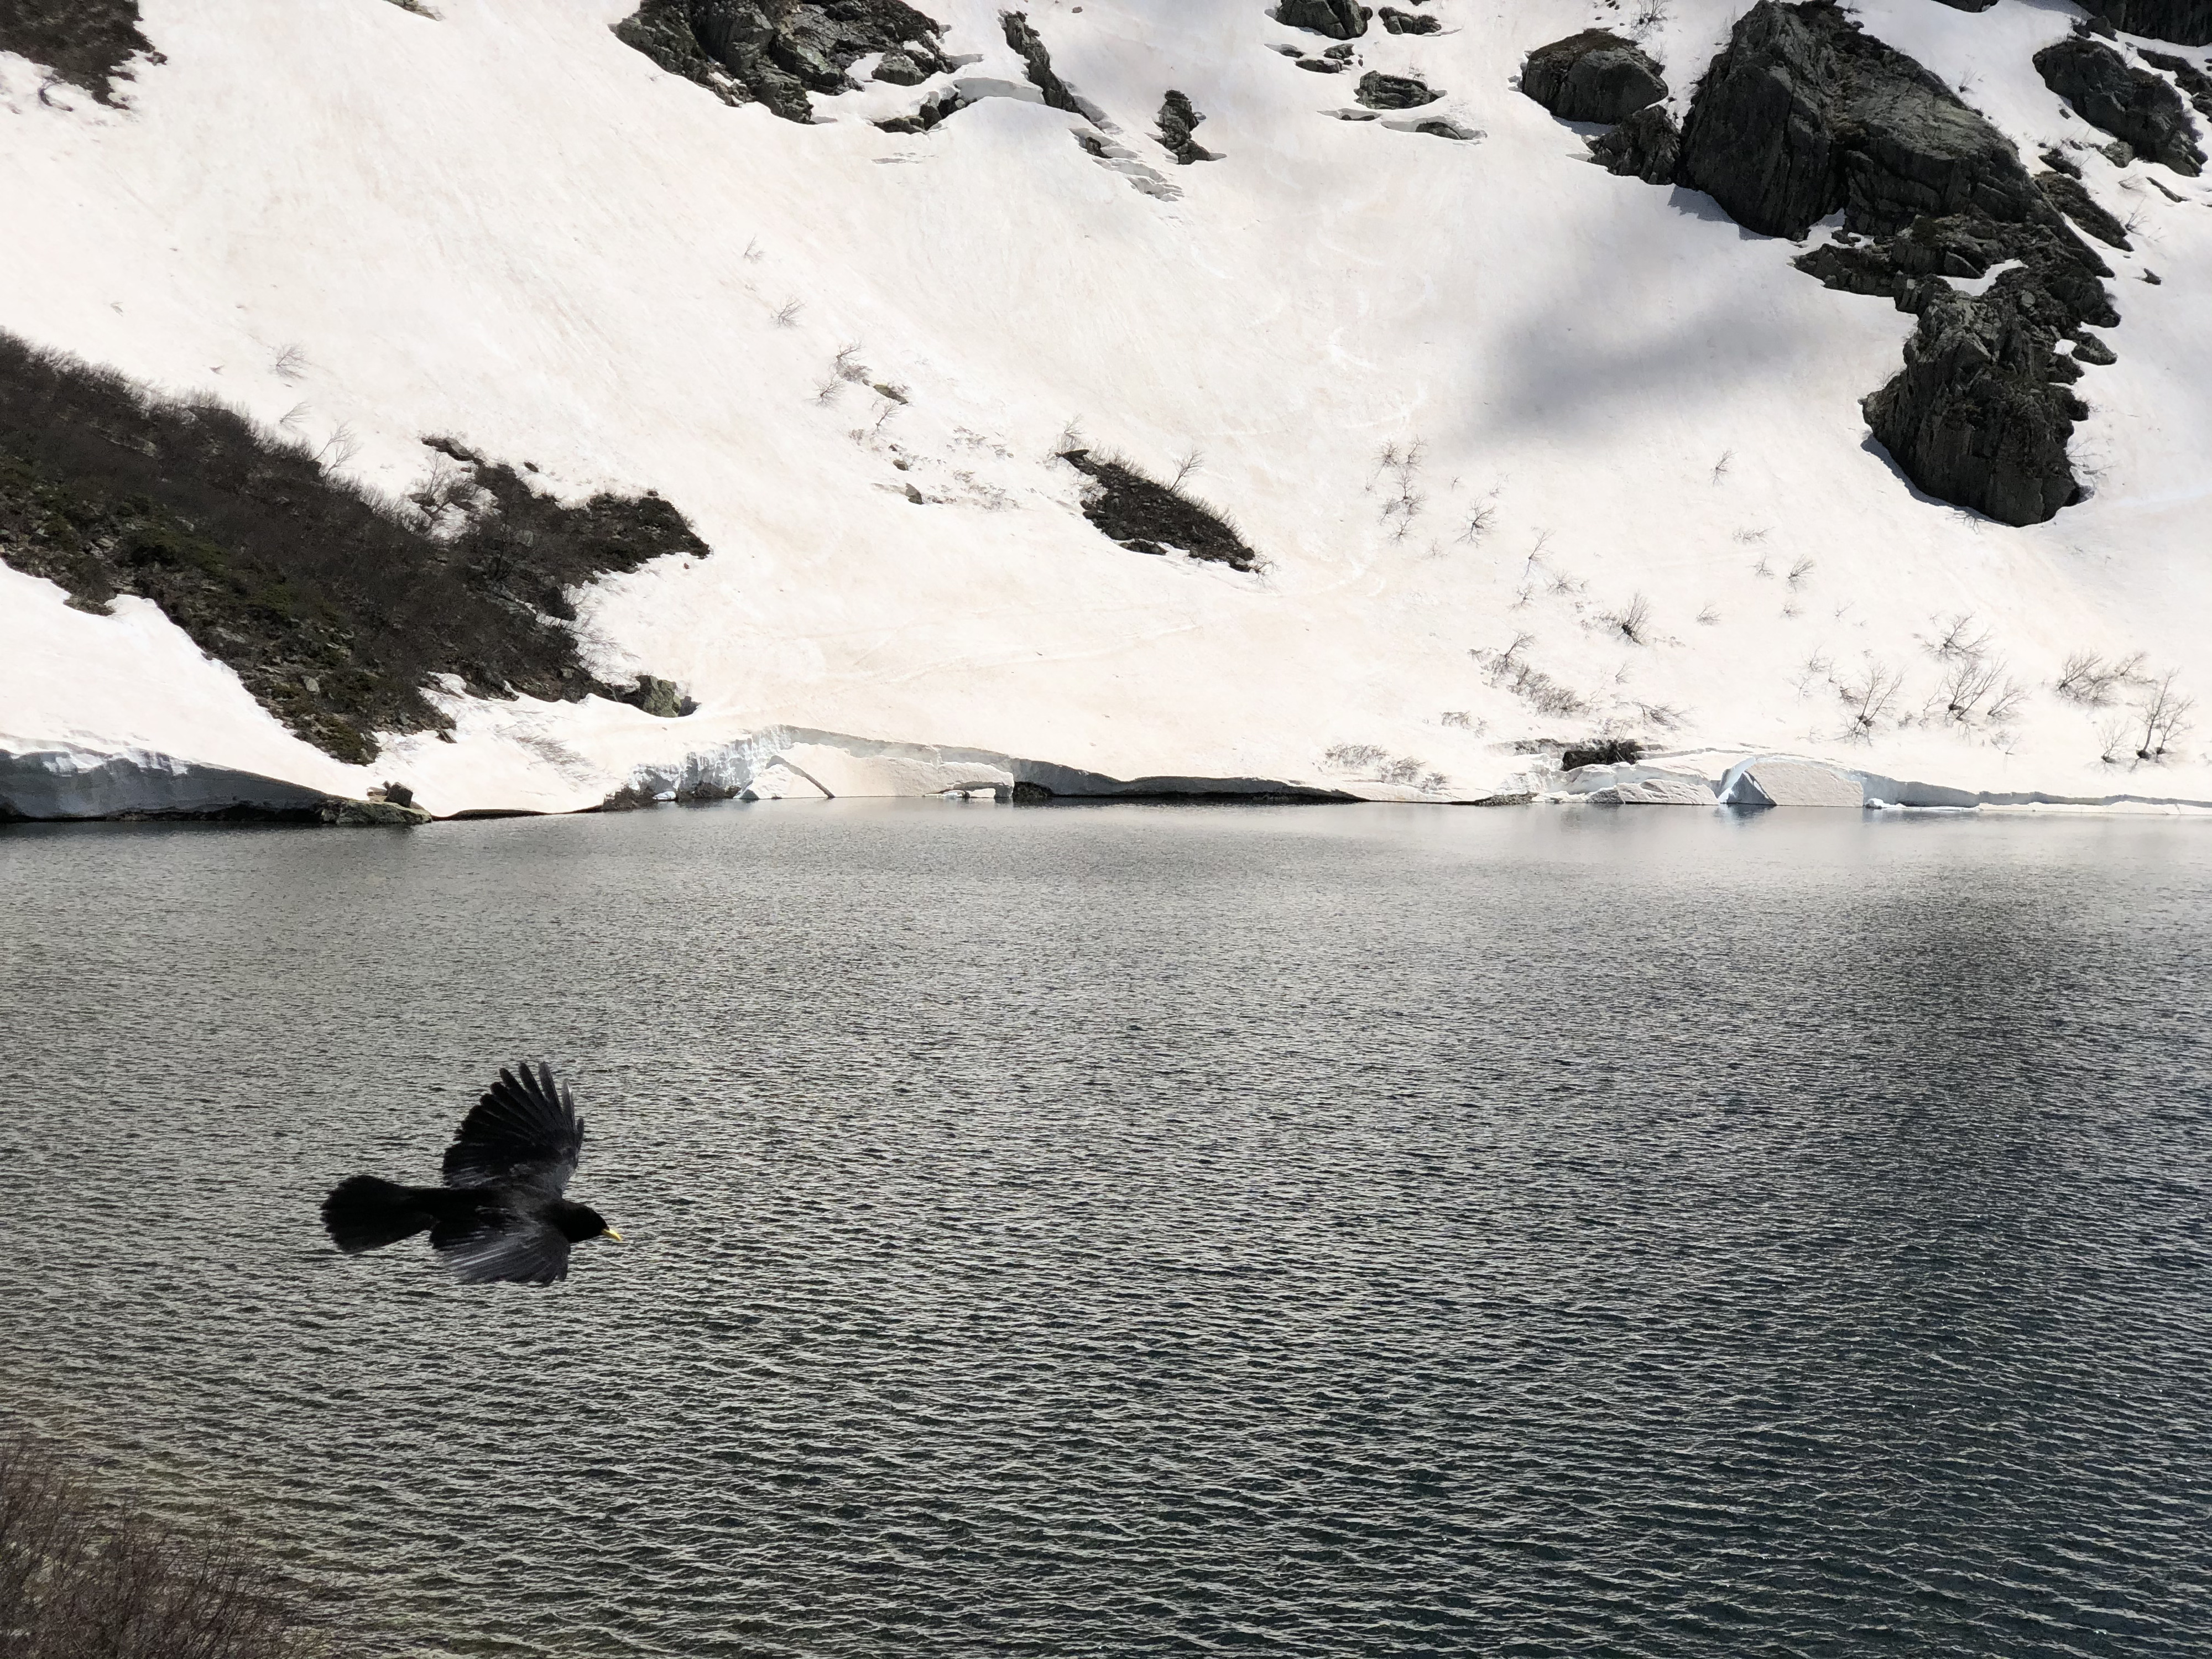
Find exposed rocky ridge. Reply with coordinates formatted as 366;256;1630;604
2077;1;2212;47
2141;49;2212;115
1644;1;2121;526
1520;30;1667;124
614;0;948;123
2035;35;2205;175
1001;11;1079;113
0;0;153;103
0;332;708;764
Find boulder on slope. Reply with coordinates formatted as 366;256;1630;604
2034;36;2205;176
1520;30;1668;124
1276;0;1368;40
1355;71;1439;111
2075;1;2212;47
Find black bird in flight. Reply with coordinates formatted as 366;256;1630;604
321;1062;621;1286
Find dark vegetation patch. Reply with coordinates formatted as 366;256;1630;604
0;0;155;102
1561;737;1645;770
615;0;948;123
1057;449;1258;572
0;332;708;765
0;1428;328;1657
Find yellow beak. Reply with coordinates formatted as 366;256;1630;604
602;1227;624;1243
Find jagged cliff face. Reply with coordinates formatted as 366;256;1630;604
0;0;2208;817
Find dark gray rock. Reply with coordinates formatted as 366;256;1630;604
2072;330;2120;365
874;86;964;132
1276;0;1368;40
1355;71;1439;110
2035;36;2204;175
1677;2;2059;239
1296;56;1347;74
2075;1;2212;47
873;47;928;85
1157;90;1218;164
1002;11;1080;113
1520;30;1667;124
1863;273;2093;525
1378;7;1440;35
1587;104;1679;184
2036;169;2134;248
614;1;948;122
2140;49;2212;116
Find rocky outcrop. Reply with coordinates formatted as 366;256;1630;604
1276;0;1368;40
1650;2;2125;525
2034;36;2205;175
614;0;948;123
1588;105;1680;184
1001;11;1080;114
2076;1;2212;47
1157;91;1218;165
1355;71;1439;111
1678;1;2064;239
1861;276;2094;527
1520;31;1667;124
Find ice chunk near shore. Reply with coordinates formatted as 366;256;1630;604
1718;760;1865;808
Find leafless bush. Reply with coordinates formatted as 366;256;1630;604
771;299;804;327
312;421;361;471
1695;603;1719;626
0;1430;322;1659
271;345;308;383
2132;669;2194;763
1472;639;1587;717
742;236;763;262
2054;649;2146;706
1635;702;1685;732
833;343;870;384
1787;557;1815;588
1605;592;1653;644
1837;659;1903;739
1928;612;1991;660
1710;448;1733;483
1053;416;1085;456
1732;526;1768;544
1439;710;1479;730
1170;448;1205;491
1752;554;1773;580
1373;439;1426;540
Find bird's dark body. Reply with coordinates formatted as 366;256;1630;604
320;1062;616;1286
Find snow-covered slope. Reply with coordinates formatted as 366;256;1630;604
2;0;2208;816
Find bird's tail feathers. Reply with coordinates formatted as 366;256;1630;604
322;1175;439;1253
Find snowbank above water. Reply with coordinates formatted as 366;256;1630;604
1;1;2208;820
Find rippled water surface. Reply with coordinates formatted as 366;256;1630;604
4;804;2210;1658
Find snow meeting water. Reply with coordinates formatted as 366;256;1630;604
3;803;2209;1658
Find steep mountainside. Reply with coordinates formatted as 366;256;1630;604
1;0;2207;817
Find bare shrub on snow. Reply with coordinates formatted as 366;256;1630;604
1603;592;1653;644
771;298;804;327
1372;439;1426;540
2127;670;2194;764
1837;659;1904;740
2054;649;2146;706
1927;612;1991;660
1472;638;1588;717
1321;744;1447;792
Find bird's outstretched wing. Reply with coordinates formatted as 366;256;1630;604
442;1062;585;1194
430;1211;573;1286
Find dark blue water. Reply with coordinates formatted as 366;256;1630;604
2;804;2209;1658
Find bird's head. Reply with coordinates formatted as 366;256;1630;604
567;1205;623;1244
